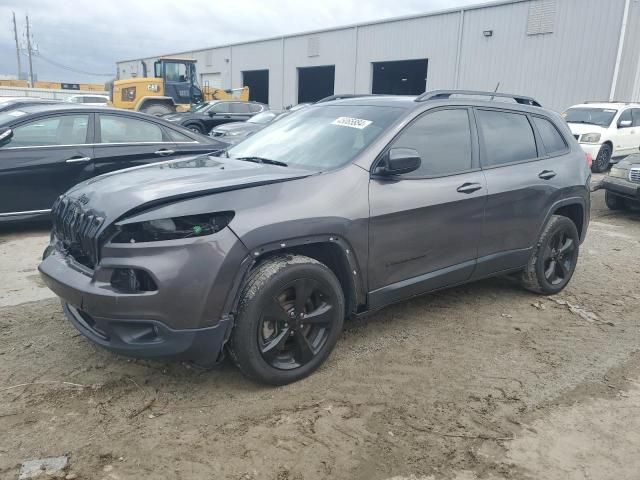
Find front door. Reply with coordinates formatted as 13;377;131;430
0;113;92;215
92;113;180;176
614;109;638;157
368;107;486;309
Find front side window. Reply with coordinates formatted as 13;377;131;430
477;110;538;167
99;115;164;143
618;109;632;128
563;107;617;127
228;104;403;170
532;116;567;155
390;108;473;177
633;109;640;128
6;115;89;147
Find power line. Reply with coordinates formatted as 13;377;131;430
25;51;113;77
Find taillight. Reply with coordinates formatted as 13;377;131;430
585;152;593;168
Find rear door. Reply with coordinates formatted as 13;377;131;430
368;107;486;308
0;112;93;215
92;113;181;176
474;108;567;277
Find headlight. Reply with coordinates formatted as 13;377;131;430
224;130;246;136
580;133;601;143
112;212;234;243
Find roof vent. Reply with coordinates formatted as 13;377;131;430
527;0;556;35
307;37;320;57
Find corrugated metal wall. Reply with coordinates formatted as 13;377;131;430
116;0;633;112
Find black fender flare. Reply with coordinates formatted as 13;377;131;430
221;234;366;316
536;196;589;244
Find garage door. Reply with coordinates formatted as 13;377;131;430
201;73;222;89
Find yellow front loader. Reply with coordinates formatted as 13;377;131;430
110;58;249;115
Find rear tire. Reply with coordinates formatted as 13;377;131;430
140;103;173;116
605;191;628;210
591;143;612;173
228;255;345;385
520;215;580;295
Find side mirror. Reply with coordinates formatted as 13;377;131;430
207;111;217;117
619;119;632;128
0;127;13;146
375;148;421;176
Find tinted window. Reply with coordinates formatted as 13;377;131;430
211;103;229;114
230;103;250;114
477;110;537;166
249;103;263;113
99;115;164;143
166;128;194;142
632;109;640;127
618;109;632;128
391;109;472;177
6;115;89;147
532;116;567;155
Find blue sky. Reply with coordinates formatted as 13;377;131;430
1;0;476;85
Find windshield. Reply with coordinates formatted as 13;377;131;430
563;107;617;127
248;111;276;124
227;105;404;170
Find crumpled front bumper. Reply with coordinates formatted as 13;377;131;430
38;227;249;363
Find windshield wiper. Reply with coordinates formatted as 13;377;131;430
235;156;288;167
568;120;599;125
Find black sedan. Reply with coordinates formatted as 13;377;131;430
209;110;279;145
0;104;226;222
162;100;267;134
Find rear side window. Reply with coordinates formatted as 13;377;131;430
99;115;164;143
477;110;538;167
230;103;250;113
532;116;567;155
211;103;230;114
391;108;473;177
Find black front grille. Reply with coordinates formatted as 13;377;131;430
52;196;105;269
573;134;580;140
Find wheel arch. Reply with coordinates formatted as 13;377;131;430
136;96;176;112
539;197;588;243
223;235;366;319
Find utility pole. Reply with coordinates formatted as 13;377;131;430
12;12;22;80
25;14;35;87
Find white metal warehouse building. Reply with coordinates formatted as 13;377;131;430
116;0;640;112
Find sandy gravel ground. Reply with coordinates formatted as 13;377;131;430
1;185;639;480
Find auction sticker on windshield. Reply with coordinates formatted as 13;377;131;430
331;117;372;129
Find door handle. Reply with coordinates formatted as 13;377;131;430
154;149;175;156
539;170;557;180
456;182;483;194
65;156;91;163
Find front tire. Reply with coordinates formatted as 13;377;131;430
185;123;205;134
140;102;174;116
592;143;612;173
520;215;580;295
228;255;345;385
605;191;628;211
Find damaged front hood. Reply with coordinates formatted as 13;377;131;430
61;155;313;224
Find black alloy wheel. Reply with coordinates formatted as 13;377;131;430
258;278;335;370
541;230;577;286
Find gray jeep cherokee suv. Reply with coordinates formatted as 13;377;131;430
39;90;591;385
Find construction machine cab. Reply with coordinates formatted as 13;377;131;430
154;58;203;106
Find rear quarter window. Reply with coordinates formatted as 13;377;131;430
477;110;538;167
532;116;568;155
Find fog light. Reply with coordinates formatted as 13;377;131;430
111;268;157;293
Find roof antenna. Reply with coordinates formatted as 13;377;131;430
490;82;500;101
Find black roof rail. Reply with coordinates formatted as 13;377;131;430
415;89;542;107
583;100;630;104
